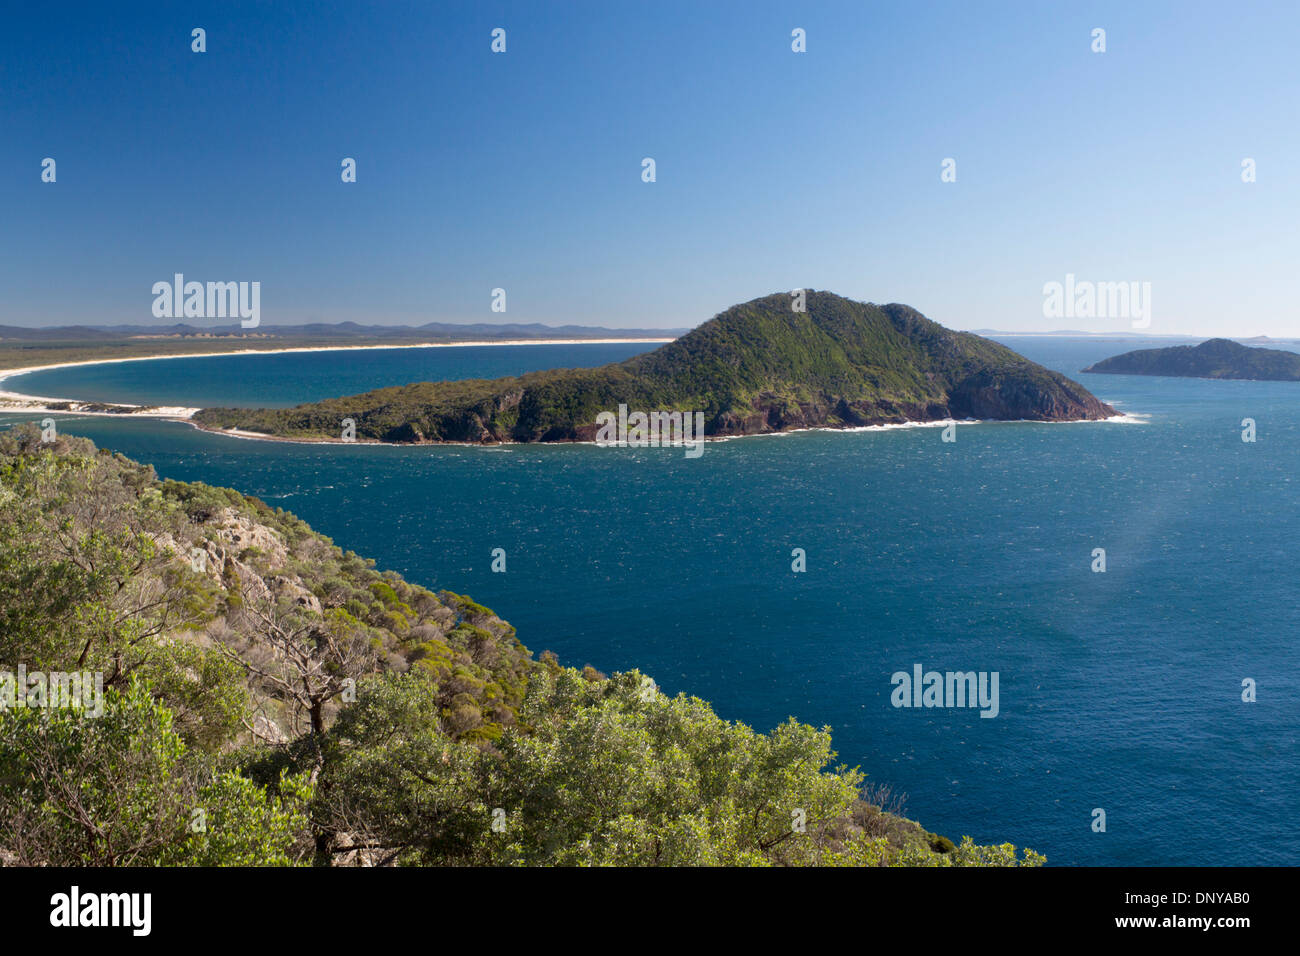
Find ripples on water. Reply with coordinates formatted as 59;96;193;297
4;337;1297;866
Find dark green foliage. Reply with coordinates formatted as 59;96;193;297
0;426;535;749
192;291;1116;442
929;834;957;853
0;426;1042;867
1084;337;1300;381
0;678;313;866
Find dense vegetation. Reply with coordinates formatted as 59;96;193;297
1083;337;1300;380
193;291;1116;443
0;426;1043;866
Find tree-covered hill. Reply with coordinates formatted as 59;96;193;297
192;291;1115;443
1083;337;1300;380
0;426;1042;866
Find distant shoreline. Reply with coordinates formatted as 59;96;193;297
0;338;675;418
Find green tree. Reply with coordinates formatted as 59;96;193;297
0;680;312;866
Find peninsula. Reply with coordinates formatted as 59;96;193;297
192;291;1117;443
0;320;683;379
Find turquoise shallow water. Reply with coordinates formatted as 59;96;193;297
4;337;1297;866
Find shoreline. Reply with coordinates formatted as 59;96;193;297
0;337;1141;445
179;412;1146;448
0;337;675;418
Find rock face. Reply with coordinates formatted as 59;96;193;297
215;509;290;566
947;368;1115;421
194;291;1118;442
1083;338;1300;381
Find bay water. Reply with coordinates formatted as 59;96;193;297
4;337;1296;866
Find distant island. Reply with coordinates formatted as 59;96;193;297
193;291;1117;443
1082;338;1300;381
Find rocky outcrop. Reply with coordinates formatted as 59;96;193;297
947;369;1116;421
215;509;290;566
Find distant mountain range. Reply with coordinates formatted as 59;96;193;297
194;291;1117;443
1083;338;1300;381
0;321;688;342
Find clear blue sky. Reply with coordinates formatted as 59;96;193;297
2;1;1297;335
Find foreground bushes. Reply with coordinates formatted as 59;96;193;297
0;427;1042;867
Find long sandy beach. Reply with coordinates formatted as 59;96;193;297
0;338;676;419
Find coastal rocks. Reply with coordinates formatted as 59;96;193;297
538;425;582;441
495;388;525;413
703;379;1112;435
270;575;322;614
153;531;229;588
214;509;289;567
711;408;769;435
948;370;1115;421
383;421;425;443
223;555;273;603
449;410;498;443
830;397;946;427
166;508;305;608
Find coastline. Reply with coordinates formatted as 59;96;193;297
179;412;1146;448
0;337;676;419
0;335;1140;444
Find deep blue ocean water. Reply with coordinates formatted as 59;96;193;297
4;336;1297;866
4;342;656;408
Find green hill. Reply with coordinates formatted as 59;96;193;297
1083;338;1300;381
0;425;1042;867
192;291;1116;443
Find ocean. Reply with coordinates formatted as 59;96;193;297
3;336;1296;866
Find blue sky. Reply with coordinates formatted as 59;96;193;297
2;0;1297;335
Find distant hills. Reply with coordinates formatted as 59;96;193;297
194;291;1117;443
0;324;125;342
0;321;687;342
1083;338;1300;381
0;320;688;376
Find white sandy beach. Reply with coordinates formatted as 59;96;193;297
0;338;676;419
